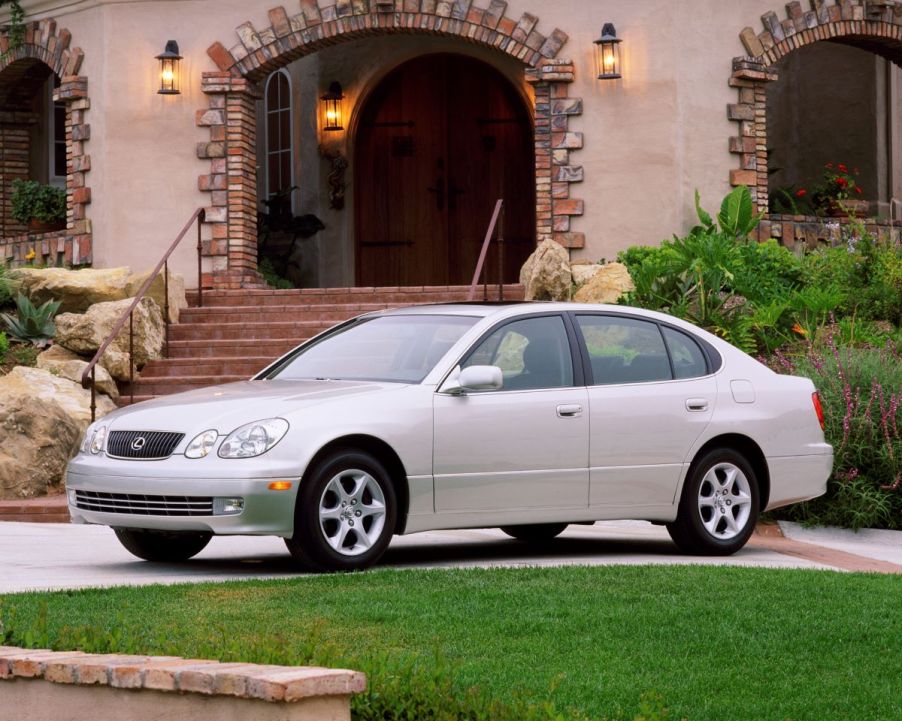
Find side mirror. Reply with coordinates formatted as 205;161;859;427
441;365;504;395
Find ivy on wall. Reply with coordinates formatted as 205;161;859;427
0;0;25;53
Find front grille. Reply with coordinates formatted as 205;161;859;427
74;491;214;516
107;431;184;460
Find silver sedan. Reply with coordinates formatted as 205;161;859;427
67;303;832;571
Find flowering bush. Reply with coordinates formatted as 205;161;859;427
766;336;901;530
810;162;864;214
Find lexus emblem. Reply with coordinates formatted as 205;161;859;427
131;437;147;451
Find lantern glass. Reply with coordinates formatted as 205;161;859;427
156;40;182;95
594;24;622;80
321;81;344;132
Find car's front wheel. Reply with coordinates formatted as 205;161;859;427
114;529;211;562
285;450;397;572
500;523;568;543
667;448;759;555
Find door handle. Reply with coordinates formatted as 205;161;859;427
557;404;583;418
685;398;709;412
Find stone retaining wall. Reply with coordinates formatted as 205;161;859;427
0;647;366;721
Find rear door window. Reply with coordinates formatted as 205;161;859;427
576;315;672;385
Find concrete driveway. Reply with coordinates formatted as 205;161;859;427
2;520;899;594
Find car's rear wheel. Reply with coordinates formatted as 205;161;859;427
285;450;397;572
667;448;759;555
114;529;211;562
500;523;568;543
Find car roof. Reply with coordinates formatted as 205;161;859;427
376;301;643;319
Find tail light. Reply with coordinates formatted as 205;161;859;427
812;391;825;431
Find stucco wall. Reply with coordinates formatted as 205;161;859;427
10;0;885;286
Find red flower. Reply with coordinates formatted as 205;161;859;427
838;163;848;173
854;186;863;195
795;188;807;198
836;177;848;187
825;162;834;169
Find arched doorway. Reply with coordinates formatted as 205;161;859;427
354;54;536;287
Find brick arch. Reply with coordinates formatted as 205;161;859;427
0;18;91;266
728;0;902;218
198;1;583;288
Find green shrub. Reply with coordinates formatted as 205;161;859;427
1;293;60;347
0;264;17;307
0;331;8;358
768;339;901;530
10;179;66;224
258;257;295;289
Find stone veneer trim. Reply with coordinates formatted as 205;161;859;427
0;19;92;266
200;1;583;288
729;0;902;225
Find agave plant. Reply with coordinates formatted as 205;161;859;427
1;293;61;347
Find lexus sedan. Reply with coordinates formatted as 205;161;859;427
67;303;832;572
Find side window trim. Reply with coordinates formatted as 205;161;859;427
452;312;582;392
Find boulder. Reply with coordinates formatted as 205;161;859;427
519;239;572;301
55;297;165;381
126;269;187;324
0;393;81;500
11;267;131;313
36;344;120;400
0;366;116;426
571;261;603;289
573;262;636;304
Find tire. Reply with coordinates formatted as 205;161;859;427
500;523;568;543
114;528;211;562
285;450;397;572
667;447;760;555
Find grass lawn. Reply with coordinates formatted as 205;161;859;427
1;565;900;720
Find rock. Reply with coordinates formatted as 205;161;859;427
55;297;165;381
10;267;131;313
0;366;116;426
519;239;572;301
36;344;120;400
571;262;603;288
0;393;81;500
573;262;636;304
126;269;187;324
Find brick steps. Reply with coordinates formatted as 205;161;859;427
128;285;524;402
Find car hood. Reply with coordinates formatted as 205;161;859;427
103;379;409;433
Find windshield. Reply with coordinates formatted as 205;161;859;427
266;314;479;383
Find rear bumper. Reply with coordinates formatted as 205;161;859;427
65;467;299;537
765;449;833;511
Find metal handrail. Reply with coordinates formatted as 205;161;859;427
467;199;504;302
81;208;206;421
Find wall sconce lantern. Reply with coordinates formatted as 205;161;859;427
156;40;182;95
594;23;622;80
321;81;344;132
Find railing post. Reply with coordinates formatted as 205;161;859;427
163;260;170;358
497;202;505;302
129;311;135;406
197;209;205;308
90;366;96;423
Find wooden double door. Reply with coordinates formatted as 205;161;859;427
355;54;536;287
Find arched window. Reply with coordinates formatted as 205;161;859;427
264;70;294;206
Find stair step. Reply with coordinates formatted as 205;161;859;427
131;375;247;395
139;356;276;378
167;339;304;358
169;321;333;341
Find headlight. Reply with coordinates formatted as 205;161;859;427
90;426;107;455
185;429;219;459
81;423;98;453
218;419;289;459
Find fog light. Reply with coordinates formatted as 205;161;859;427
213;497;245;516
268;481;293;491
67;489;77;506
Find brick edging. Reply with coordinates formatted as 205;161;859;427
0;647;366;703
0;495;69;523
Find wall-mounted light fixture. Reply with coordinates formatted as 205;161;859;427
594;23;622;80
321;81;344;131
156;40;182;94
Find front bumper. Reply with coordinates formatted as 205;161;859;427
66;455;300;537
